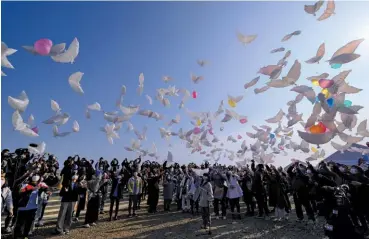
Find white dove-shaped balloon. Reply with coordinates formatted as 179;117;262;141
8;91;30;113
191;73;204;84
305;43;325;64
51;37;79;63
134;126;148;141
12;111;39;137
327;39;364;66
317;0;335;21
304;0;324;16
51;100;61;113
145;95;153;105
266;109;285;123
53;125;71;137
137;73;144;96
236;32;257;45
28;114;35;126
43;113;70;125
162;76;173;83
28;142;46;155
87;102;102;111
1;42;17;76
72;120;80;132
68;72;84;94
168;114;181;126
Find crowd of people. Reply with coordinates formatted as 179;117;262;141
1;145;369;239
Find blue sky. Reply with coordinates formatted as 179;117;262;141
2;1;369;167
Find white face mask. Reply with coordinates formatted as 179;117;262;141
306;169;312;175
1;180;5;188
133;172;138;177
203;176;208;181
339;167;345;172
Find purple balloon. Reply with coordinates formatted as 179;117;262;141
193;127;201;135
34;39;53;55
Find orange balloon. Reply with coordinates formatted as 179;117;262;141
310;125;324;134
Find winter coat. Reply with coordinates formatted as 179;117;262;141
197;181;214;208
226;175;243;199
1;186;13;213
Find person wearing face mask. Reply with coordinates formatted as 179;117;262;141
347;166;369;235
73;172;88;222
83;172;103;228
196;173;213;231
189;170;201;216
59;157;74;189
211;168;227;220
13;175;42;239
1;171;14;234
147;167;162;213
109;171;123;221
98;162;109;215
127;171;143;217
240;168;255;217
225;170;243;220
179;167;191;213
252;163;270;219
287;163;316;224
163;168;175;212
54;175;79;235
34;176;52;227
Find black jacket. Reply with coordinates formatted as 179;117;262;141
109;177;123;199
60;182;79;202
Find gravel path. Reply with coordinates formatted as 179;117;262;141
3;202;327;239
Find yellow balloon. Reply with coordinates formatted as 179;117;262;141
321;88;331;98
311;147;318;153
196;119;202;126
228;99;236;108
312;79;319;86
287;131;293;136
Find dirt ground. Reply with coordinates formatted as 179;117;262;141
7;203;328;239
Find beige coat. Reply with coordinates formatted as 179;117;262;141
195;182;214;208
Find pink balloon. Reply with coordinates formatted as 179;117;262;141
32;127;39;134
279;145;284;150
239;118;247;124
318;79;334;89
34;39;53;55
237;135;242;139
192;91;197;99
193;127;201;134
209;128;214;135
